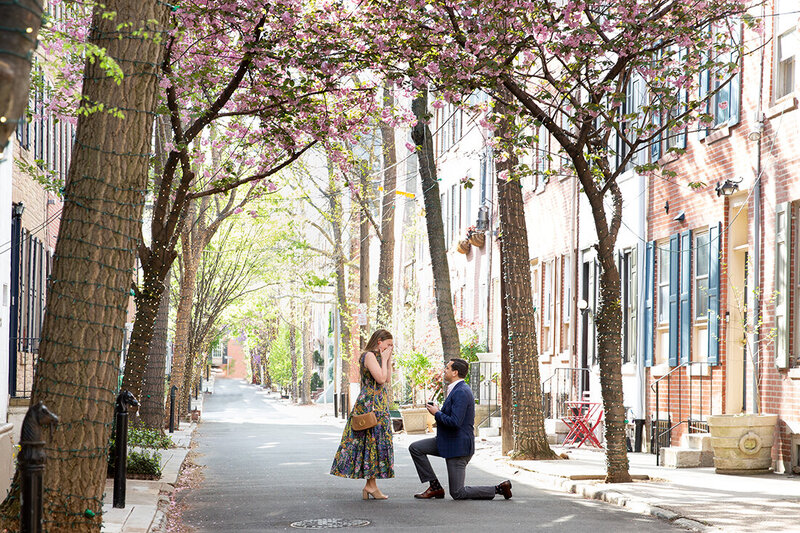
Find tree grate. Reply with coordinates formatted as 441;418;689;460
290;518;371;529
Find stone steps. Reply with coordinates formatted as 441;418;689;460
478;427;500;437
659;433;713;468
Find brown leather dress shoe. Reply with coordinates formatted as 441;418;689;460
496;480;512;499
414;486;445;499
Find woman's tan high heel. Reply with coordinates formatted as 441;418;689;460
362;488;389;500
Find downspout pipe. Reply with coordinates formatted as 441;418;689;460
751;4;765;414
635;170;648;421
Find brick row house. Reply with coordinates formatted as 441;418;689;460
643;0;800;473
394;0;800;473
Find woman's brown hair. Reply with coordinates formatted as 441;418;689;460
364;329;393;354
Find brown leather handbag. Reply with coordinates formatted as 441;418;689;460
351;411;378;431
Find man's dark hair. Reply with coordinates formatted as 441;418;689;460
449;358;469;378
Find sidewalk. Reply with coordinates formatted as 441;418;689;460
103;388;800;532
468;437;800;532
100;377;211;533
312;400;800;532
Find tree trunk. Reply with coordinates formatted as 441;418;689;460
411;90;460;360
499;242;514;455
328;168;351;403
139;270;170;429
584;182;631;483
359;166;370;348
173;210;203;419
251;349;262;385
290;312;298;402
0;2;168;530
301;307;312;404
494;100;556;460
181;349;197;418
0;0;42;146
376;87;397;329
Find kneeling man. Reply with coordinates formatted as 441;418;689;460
409;357;512;500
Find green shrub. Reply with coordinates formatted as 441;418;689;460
128;427;174;449
310;372;323;391
126;450;162;477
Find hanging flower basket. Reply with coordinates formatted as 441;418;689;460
457;239;471;254
468;231;485;247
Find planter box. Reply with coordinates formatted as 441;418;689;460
400;407;435;434
707;414;778;474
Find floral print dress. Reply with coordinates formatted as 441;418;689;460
330;351;394;479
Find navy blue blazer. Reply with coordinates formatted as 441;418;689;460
433;380;475;459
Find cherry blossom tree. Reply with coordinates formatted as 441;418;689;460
114;1;382;413
351;0;755;480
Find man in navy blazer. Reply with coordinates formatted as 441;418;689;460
409;358;512;500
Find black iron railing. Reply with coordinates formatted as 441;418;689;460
650;361;713;464
541;367;590;420
10;338;39;398
469;361;501;428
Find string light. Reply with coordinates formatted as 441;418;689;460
1;2;173;529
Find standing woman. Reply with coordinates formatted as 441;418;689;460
330;329;395;499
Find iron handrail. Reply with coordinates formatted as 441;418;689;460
651;360;713;465
649;360;692;392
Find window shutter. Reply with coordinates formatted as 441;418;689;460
680;229;692;364
729;70;741;127
644;241;655;367
698;55;709;140
651;112;662;162
708;223;721;365
678;87;688;149
630;246;638;363
775;202;791;368
669;233;680;366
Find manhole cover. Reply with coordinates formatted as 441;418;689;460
290;518;370;529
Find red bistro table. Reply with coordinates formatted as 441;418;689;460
561;400;604;448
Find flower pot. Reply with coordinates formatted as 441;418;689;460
457;239;471;254
399;407;435;434
468;232;485;247
707;413;778;474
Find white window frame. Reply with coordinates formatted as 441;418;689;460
621;248;637;365
705;23;741;128
562;255;571;324
775;0;798;101
543;260;553;327
657;243;670;325
694;230;710;321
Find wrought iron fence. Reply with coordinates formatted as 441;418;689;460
541;367;590;420
10;337;39;398
469;361;500;427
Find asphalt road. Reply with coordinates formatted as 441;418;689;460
180;378;683;532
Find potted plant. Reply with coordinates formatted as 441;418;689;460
457;238;471;254
707;413;778;474
396;351;438;434
704;279;780;474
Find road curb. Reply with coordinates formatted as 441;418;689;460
508;461;714;531
147;427;197;532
